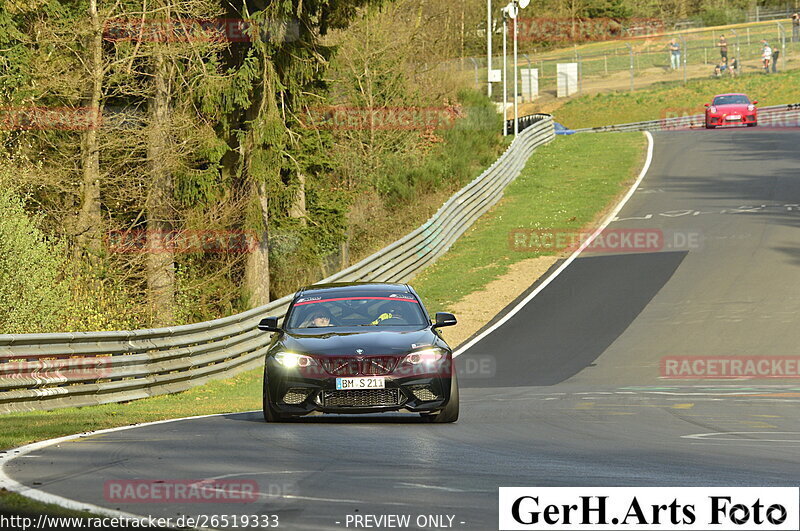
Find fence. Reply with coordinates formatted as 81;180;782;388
456;19;797;101
0;115;554;414
571;103;800;133
747;7;799;23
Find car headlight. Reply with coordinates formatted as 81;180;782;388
747;104;755;111
402;348;445;365
274;352;316;368
709;106;717;113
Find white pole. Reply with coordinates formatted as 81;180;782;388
503;14;508;136
487;0;493;97
513;8;519;136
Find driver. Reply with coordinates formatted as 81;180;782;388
303;306;335;328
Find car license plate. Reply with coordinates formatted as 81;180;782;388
336;377;385;390
728;114;741;120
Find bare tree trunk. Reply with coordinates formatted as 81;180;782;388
244;180;271;306
146;43;176;326
242;57;275;307
75;0;103;256
288;172;307;225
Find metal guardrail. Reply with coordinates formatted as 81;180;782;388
505;113;549;134
571;103;800;133
0;115;555;414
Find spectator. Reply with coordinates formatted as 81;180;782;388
713;57;728;77
792;13;799;43
718;35;728;61
762;40;772;73
669;39;680;70
729;56;739;77
772;47;779;72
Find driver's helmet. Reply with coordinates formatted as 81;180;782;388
386;305;405;319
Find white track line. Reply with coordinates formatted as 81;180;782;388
454;130;655;357
0;411;257;526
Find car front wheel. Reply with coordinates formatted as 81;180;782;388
262;367;289;422
421;371;459;423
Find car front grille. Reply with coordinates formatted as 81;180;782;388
409;385;438;401
320;356;399;376
282;388;311;405
323;389;401;407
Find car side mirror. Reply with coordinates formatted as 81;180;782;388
257;316;281;332
432;312;457;329
752;100;758;105
704;103;710;107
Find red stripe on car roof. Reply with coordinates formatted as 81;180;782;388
294;296;419;306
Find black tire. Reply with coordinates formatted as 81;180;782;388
747;122;757;127
705;122;716;129
262;367;288;422
421;371;459;423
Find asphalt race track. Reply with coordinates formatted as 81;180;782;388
7;129;800;530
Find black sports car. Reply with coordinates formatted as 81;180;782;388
257;282;459;423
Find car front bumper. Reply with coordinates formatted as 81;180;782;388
707;113;757;125
265;360;453;416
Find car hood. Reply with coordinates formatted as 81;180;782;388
275;328;442;356
713;103;752;112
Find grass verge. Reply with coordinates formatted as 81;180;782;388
555;68;800;129
0;368;262;451
413;132;647;314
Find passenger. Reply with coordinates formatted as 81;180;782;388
370;305;406;325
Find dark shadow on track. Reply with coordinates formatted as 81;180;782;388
458;251;687;388
225;411;431;424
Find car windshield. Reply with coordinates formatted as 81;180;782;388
713;95;750;106
285;293;428;329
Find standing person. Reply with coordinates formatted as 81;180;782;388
669;38;680;70
718;35;728;61
792;13;799;43
772;47;779;72
761;40;772;73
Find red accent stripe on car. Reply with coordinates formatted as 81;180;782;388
294;296;419;306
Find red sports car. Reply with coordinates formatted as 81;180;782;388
704;93;758;128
